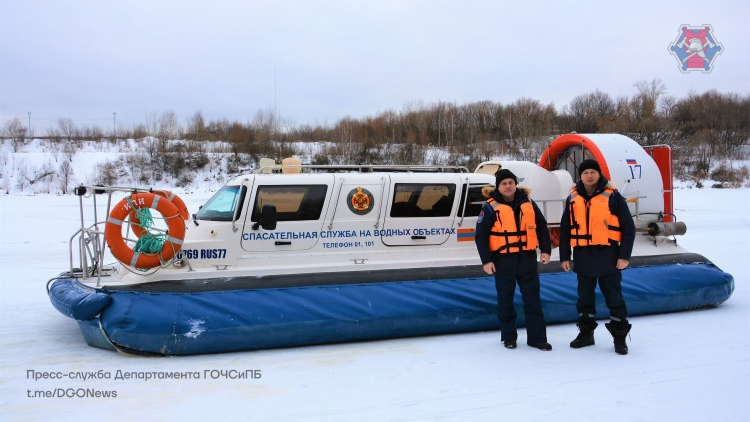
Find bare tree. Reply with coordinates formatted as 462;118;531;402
3;118;28;152
15;161;55;191
382;110;399;145
477;136;499;163
49;139;61;162
333;117;356;163
186;111;207;142
629;78;668;145
227;122;255;156
15;159;29;190
562;89;617;134
57;118;77;142
63;142;77;162
634;79;666;111
130;123;149;140
95;160;125;186
144;111;158;140
156;111;179;151
502;105;516;147
253;107;279;143
498;98;552;161
57;160;75;194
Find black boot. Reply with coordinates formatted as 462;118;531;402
570;322;598;348
605;322;631;355
528;342;552;351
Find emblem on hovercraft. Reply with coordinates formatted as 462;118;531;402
347;187;374;215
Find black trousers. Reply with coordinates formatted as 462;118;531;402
494;270;547;344
576;272;629;329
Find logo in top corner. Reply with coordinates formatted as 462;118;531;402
668;24;723;73
347;187;374;215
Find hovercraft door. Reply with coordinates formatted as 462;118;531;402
241;174;334;252
382;175;461;246
325;174;386;242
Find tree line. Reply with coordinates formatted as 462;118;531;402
3;79;749;186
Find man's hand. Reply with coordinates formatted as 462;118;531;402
483;262;495;274
616;259;629;270
540;253;551;265
561;260;571;271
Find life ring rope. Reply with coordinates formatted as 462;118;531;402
105;192;186;271
129;190;189;238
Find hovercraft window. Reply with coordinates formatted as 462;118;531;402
458;184;489;217
390;184;456;217
251;185;328;222
196;185;244;221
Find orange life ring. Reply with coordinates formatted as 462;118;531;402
130;190;189;237
105;192;186;269
158;190;189;220
549;227;560;248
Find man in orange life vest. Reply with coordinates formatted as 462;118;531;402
475;169;552;351
559;159;636;355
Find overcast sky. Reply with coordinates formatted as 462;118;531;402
1;0;748;132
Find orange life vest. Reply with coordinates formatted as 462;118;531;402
568;188;622;247
487;198;538;253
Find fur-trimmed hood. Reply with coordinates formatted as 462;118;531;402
482;185;531;199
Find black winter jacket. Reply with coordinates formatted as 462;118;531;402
558;177;636;277
475;187;551;273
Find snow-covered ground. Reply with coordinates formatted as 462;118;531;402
1;186;748;421
4;138;747;196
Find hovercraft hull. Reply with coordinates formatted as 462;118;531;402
49;254;734;355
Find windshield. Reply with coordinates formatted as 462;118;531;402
195;185;244;221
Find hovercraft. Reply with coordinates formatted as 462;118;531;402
47;134;734;355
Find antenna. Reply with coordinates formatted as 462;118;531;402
274;69;277;117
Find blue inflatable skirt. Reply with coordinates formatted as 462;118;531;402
51;259;734;355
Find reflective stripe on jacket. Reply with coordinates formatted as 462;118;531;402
487;198;538;253
568;188;622;247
